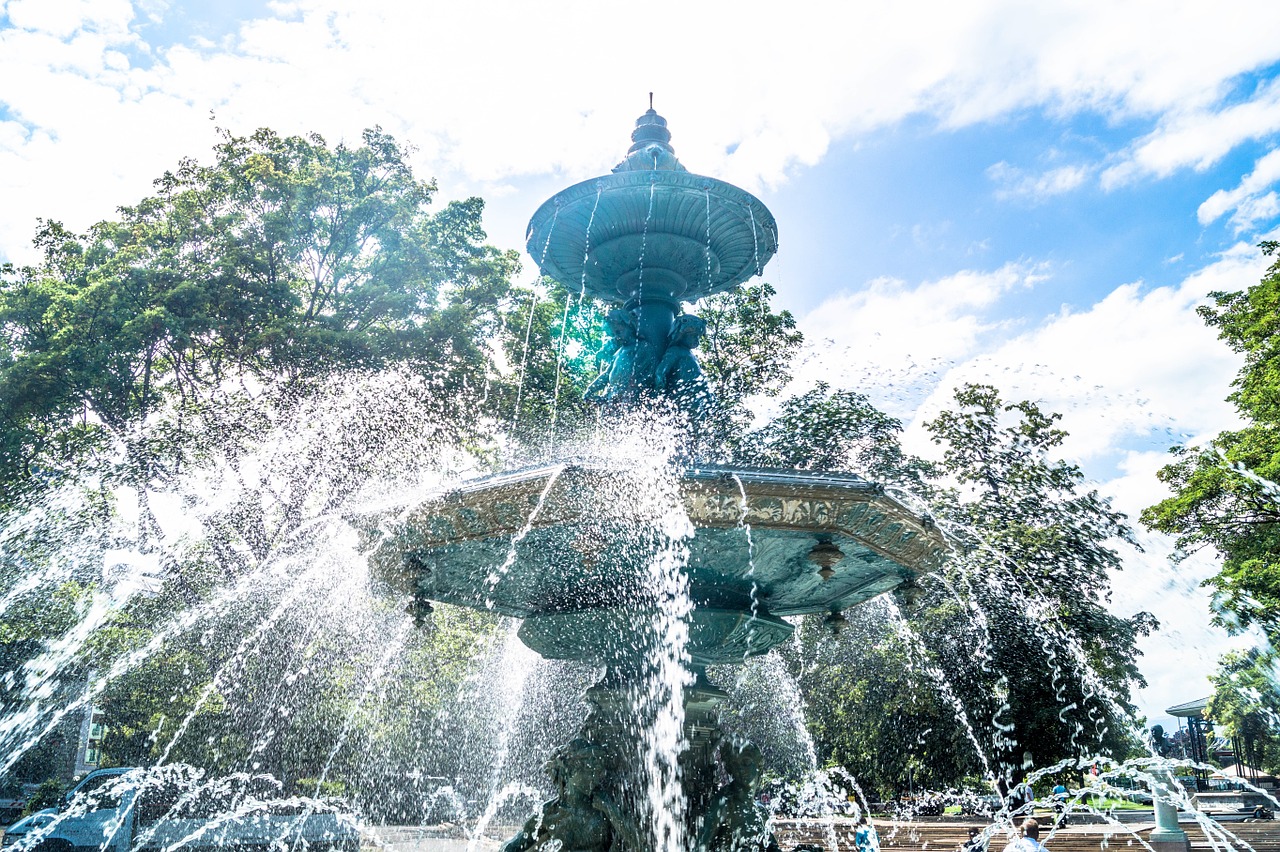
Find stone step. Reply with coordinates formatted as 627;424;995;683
773;819;1280;852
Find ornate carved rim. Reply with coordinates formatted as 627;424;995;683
371;463;952;591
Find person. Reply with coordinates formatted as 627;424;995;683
1051;783;1068;826
854;814;879;852
1008;780;1034;816
959;827;988;852
1001;818;1046;852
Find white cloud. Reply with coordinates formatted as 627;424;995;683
4;0;1280;262
3;0;136;39
790;262;1045;416
1198;147;1280;233
901;244;1256;463
1103;78;1280;189
988;161;1091;202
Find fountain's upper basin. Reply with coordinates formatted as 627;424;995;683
369;464;948;666
525;170;778;305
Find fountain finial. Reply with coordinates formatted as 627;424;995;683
613;97;685;173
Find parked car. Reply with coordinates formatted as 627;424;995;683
7;767;359;852
0;800;27;826
2;810;57;847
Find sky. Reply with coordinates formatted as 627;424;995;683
3;0;1280;731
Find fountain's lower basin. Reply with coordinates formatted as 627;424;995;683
370;464;947;665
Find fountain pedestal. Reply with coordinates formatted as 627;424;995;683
1149;774;1191;852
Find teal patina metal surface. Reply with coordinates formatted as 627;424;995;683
371;463;944;666
525;105;778;307
525;102;777;411
374;102;949;852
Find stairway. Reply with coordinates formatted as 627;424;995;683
773;817;1280;852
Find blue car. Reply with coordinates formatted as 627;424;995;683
2;809;58;848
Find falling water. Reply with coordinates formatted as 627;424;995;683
704;187;714;288
729;473;761;627
483;464;566;605
548;186;604;449
512;291;540;424
464;625;544;852
748;205;761;278
636;177;657;296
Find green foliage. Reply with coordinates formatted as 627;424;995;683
25;778;66;813
1206;649;1280;775
917;384;1151;782
928;384;1137;603
293;778;347;798
741;381;933;487
788;614;978;797
0;581;94;782
1143;243;1280;638
698;283;802;410
0;127;519;504
492;283;604;452
697;282;804;455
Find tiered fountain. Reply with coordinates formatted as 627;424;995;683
371;101;950;852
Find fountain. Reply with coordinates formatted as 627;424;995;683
370;101;950;852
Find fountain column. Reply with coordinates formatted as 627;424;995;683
1149;773;1190;852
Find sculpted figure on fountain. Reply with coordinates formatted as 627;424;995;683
695;740;774;852
655;314;711;418
501;737;643;852
585;305;711;419
585;308;660;406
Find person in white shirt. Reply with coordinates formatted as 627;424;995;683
1001;818;1046;852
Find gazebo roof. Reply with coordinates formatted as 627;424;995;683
1166;697;1210;717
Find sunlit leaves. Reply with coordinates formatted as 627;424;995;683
0;127;518;503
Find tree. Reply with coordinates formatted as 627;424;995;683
0;127;519;505
742;383;1150;794
1143;242;1280;639
0;127;524;798
1141;243;1280;778
696;282;804;458
0;581;94;783
919;384;1153;784
491;282;604;454
785;608;979;800
741;381;932;488
1206;649;1280;775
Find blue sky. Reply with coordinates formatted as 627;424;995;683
3;0;1280;727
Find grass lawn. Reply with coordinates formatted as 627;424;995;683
938;798;1150;816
